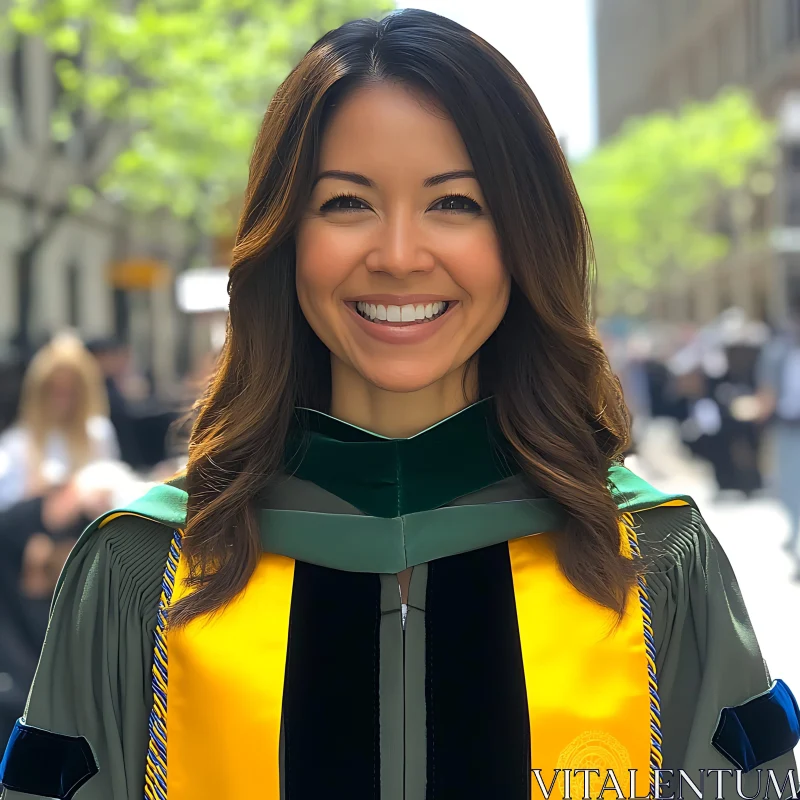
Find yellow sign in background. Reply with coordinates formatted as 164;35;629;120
108;259;171;290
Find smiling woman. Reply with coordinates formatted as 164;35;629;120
2;8;798;800
295;82;508;413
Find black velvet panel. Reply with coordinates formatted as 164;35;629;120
426;544;529;799
0;719;98;799
283;562;381;799
712;679;800;772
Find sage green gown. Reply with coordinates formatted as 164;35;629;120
2;401;798;799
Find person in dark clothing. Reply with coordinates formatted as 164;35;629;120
711;343;764;496
85;338;142;467
0;496;50;744
0;482;110;742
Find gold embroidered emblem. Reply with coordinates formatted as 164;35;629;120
557;731;632;797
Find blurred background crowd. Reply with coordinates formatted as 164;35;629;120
2;0;800;752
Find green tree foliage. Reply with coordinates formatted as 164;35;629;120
572;89;777;310
3;0;392;234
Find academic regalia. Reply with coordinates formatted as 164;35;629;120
1;400;798;800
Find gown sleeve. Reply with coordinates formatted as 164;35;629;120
1;516;172;800
643;504;799;799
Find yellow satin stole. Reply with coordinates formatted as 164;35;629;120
142;540;295;800
509;515;660;800
140;514;666;800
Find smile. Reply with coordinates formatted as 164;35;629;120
354;301;451;325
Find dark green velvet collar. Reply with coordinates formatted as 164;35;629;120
284;399;517;518
77;465;697;577
72;401;700;577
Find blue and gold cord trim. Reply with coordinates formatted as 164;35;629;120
144;529;183;800
622;511;663;797
139;517;662;799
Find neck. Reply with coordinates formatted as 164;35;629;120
329;358;479;438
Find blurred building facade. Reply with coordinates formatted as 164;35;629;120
0;26;206;395
595;0;800;325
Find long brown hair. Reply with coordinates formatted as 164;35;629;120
172;10;634;627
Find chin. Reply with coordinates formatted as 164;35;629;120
358;362;452;394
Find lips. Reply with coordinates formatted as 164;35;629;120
344;299;457;345
355;300;450;324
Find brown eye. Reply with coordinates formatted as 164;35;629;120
431;195;482;213
320;194;370;212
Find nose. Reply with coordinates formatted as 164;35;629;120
364;212;435;277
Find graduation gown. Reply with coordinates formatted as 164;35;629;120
2;401;798;799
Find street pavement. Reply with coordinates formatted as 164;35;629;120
628;420;800;758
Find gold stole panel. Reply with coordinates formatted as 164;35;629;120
509;520;656;800
145;519;661;799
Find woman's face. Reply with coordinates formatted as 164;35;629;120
45;367;82;424
295;82;510;395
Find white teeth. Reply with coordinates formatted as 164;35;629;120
357;301;378;320
356;301;449;323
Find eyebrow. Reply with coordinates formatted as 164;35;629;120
423;170;477;187
313;169;478;188
314;170;374;187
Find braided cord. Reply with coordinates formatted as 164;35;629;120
144;529;183;800
622;511;662;798
141;520;662;798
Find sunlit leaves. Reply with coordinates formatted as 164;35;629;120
68;184;96;212
572;89;777;302
2;0;392;234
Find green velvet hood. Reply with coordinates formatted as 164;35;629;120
81;400;694;574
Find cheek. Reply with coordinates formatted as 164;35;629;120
295;223;359;310
447;227;509;310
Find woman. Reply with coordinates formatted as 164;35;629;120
0;333;120;511
2;11;798;800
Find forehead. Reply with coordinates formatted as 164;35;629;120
317;82;473;177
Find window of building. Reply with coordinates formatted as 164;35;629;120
114;288;130;341
685;49;699;96
783;146;800;227
11;38;28;141
751;193;769;232
782;0;800;45
773;0;792;50
790;0;800;43
748;0;763;71
786;177;800;227
700;40;718;98
716;23;729;87
66;262;81;328
787;143;800;173
728;4;748;81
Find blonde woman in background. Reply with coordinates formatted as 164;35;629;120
0;332;120;511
